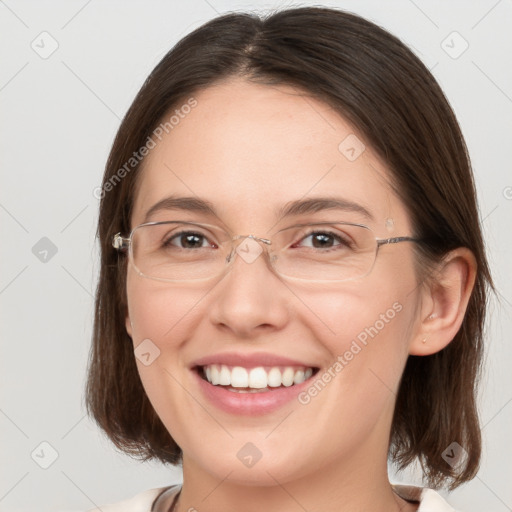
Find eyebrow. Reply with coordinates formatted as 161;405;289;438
142;195;374;224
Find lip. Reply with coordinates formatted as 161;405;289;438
190;352;319;416
191;351;315;369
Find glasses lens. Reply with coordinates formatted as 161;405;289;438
272;223;377;281
130;221;377;282
131;222;228;281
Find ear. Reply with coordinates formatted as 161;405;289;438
409;247;477;356
125;312;133;339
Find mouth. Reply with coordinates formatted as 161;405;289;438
194;364;319;393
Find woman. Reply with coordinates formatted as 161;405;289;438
85;6;492;511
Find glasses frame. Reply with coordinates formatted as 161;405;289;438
112;220;421;283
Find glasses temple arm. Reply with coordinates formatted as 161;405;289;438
376;236;420;247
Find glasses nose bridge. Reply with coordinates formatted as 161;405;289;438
232;233;272;244
227;233;273;264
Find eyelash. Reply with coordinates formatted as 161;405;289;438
163;231;214;249
163;229;351;251
293;229;351;250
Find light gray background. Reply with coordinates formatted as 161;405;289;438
0;1;511;511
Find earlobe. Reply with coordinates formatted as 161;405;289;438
409;248;477;356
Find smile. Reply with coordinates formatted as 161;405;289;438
191;352;320;415
200;364;315;392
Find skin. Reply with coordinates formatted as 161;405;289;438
124;78;476;512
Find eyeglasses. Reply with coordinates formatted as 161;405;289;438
112;220;420;283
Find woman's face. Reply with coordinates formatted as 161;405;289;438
125;79;423;484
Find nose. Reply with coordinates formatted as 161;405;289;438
208;237;290;338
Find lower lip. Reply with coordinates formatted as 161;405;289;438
193;369;315;416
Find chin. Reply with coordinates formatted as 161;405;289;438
186;442;315;487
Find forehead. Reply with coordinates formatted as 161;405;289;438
130;79;411;233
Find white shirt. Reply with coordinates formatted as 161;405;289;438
85;483;457;511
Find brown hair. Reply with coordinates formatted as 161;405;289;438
85;6;492;490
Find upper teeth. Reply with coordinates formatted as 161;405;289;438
203;365;314;388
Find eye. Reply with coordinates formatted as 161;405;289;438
164;230;215;249
294;230;352;250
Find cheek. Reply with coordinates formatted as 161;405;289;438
290;267;418;411
125;272;205;404
293;280;412;354
125;272;215;443
288;284;415;436
126;270;208;343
